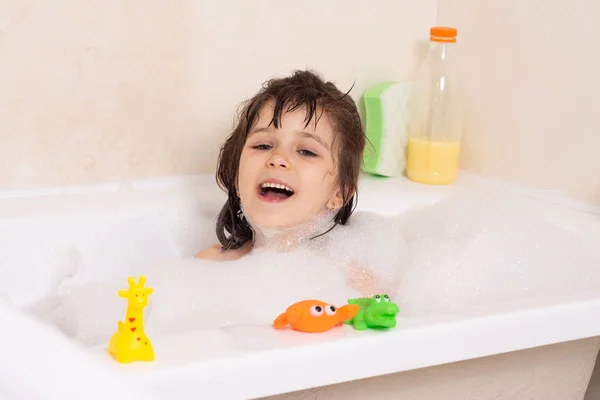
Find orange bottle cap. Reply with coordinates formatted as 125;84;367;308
430;26;457;43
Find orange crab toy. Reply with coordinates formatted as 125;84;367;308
273;300;359;333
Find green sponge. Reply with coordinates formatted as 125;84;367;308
362;81;414;177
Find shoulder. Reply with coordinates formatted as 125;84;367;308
194;242;252;261
194;244;223;260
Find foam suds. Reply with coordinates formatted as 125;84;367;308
31;185;600;347
245;206;337;252
36;248;361;347
392;187;600;316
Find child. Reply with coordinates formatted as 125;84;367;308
196;69;367;261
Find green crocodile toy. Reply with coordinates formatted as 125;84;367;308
345;294;400;331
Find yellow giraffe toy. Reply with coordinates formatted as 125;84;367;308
108;275;155;364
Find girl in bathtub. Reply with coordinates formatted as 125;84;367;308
195;69;398;294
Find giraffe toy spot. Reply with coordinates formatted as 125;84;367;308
131;327;136;332
137;337;140;341
129;318;135;323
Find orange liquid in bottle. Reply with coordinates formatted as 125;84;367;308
406;138;461;185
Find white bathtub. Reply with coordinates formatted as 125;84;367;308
1;172;599;400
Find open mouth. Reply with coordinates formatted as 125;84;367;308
257;181;295;203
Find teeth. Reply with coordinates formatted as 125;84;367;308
261;182;294;192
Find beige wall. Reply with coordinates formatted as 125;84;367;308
1;0;597;205
438;0;600;205
0;0;435;188
0;1;199;186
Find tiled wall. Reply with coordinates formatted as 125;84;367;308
438;0;600;205
0;0;435;188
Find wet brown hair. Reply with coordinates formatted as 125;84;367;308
215;69;366;251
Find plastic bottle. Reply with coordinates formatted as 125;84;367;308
406;26;463;185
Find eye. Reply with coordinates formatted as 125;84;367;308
325;305;336;316
383;294;390;302
374;295;381;303
252;144;272;150
310;305;324;317
298;149;317;157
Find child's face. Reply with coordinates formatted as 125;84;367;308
237;102;342;229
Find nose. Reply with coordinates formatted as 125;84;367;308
267;152;290;169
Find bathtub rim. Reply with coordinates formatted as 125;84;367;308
92;289;600;399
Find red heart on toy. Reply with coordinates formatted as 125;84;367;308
129;318;135;323
131;327;136;332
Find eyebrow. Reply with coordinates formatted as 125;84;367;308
248;126;270;136
249;126;330;150
297;131;329;150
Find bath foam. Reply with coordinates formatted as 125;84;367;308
33;212;409;348
241;204;337;252
145;251;360;336
34;279;129;347
313;211;407;296
36;249;361;347
392;187;600;316
362;81;414;177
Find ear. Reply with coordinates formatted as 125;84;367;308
326;189;344;211
117;290;128;298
